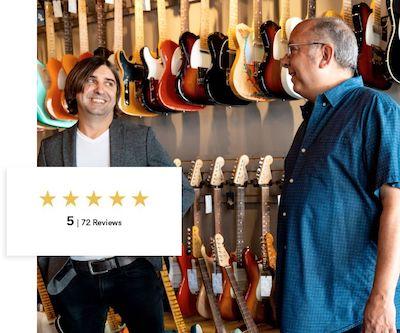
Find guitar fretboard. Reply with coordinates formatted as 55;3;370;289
44;1;57;59
228;0;239;50
134;0;145;62
252;0;263;44
373;0;382;27
261;186;273;272
157;0;168;45
200;0;210;50
306;0;316;19
213;187;223;235
198;258;227;333
342;0;354;28
113;0;123;51
236;186;246;266
180;0;189;34
62;0;73;54
37;266;56;321
95;0;107;48
280;0;291;40
161;259;187;333
78;0;90;53
225;266;258;332
194;188;201;228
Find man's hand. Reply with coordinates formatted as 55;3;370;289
362;292;396;332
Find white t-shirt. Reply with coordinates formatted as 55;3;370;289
71;128;111;261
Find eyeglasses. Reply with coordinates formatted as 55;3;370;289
287;42;326;55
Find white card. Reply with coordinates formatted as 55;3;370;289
212;272;223;295
188;269;199;294
260;275;272;297
143;0;151;11
205;194;212;214
68;0;77;13
52;0;63;17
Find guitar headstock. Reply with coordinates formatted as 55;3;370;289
232;155;249;186
207;156;225;187
188;159;203;188
213;233;230;268
191;226;203;259
173;158;182;167
256;155;273;186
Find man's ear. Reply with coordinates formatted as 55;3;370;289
319;43;334;68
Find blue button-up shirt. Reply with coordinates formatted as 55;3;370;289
277;76;400;332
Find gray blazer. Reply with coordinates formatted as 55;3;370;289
37;116;194;295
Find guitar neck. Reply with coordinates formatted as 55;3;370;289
261;186;271;272
62;0;73;54
193;188;201;228
199;0;210;50
306;0;316;19
157;0;168;45
279;0;291;40
180;0;189;34
342;0;353;28
252;0;262;43
44;1;57;59
113;0;123;51
161;260;187;333
198;258;227;333
78;0;90;53
225;266;258;332
213;187;223;235
228;0;239;50
235;186;246;265
95;0;107;48
373;0;382;27
37;266;57;321
134;0;144;62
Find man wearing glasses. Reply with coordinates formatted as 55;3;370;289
277;17;400;333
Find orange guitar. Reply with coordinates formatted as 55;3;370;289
158;0;204;111
44;1;77;121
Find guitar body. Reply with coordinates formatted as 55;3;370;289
352;2;392;89
230;23;268;101
140;47;172;114
115;50;158;117
219;258;240;321
61;54;78;75
204;32;250;105
177;244;198;317
386;0;400;83
177;32;214;105
158;39;204;111
258;21;287;98
37;61;76;128
45;58;77;121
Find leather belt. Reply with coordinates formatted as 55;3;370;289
72;257;137;275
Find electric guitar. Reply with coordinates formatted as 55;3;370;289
158;0;204;111
214;234;259;333
44;0;77;121
229;0;269;102
177;0;214;105
255;155;277;326
114;0;158;117
386;0;400;83
204;0;250;105
61;0;78;75
140;0;175;114
352;0;392;90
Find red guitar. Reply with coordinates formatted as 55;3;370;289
352;0;392;90
158;0;204;111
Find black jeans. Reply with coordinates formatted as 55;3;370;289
54;258;164;333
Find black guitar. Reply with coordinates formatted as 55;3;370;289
204;0;249;106
387;0;400;83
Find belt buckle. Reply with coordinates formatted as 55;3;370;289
88;259;110;275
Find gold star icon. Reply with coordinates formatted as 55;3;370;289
133;191;148;207
87;191;101;206
110;191;125;206
63;191;79;206
40;191;55;207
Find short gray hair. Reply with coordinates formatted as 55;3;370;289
307;17;358;71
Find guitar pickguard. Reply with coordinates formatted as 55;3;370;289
190;39;212;69
142;47;164;80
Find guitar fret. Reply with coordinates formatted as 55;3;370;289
236;187;245;264
44;1;57;59
113;0;123;51
37;266;57;321
95;0;107;48
374;0;382;27
213;187;222;234
228;0;239;50
157;0;167;44
252;0;262;44
194;188;201;228
180;0;189;34
62;0;73;54
134;0;144;62
342;0;353;28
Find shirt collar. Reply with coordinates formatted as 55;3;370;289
322;76;363;108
